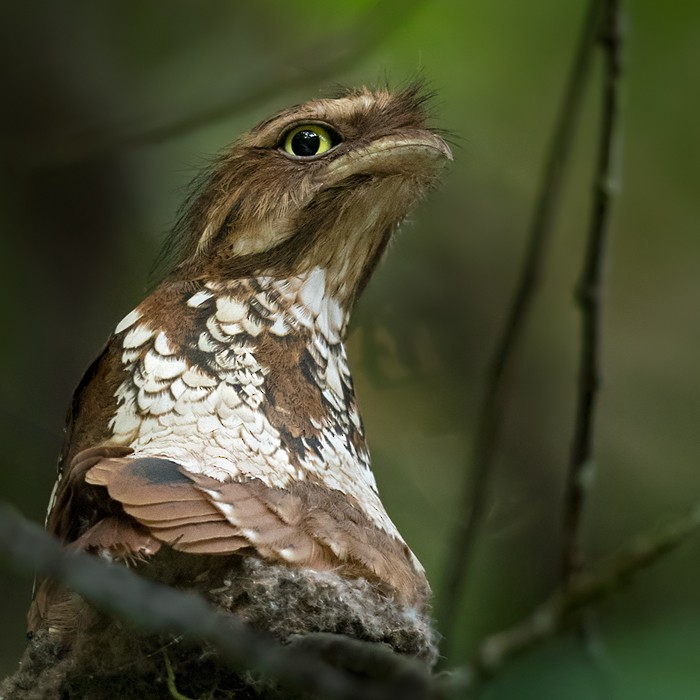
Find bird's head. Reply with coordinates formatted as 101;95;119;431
166;84;452;306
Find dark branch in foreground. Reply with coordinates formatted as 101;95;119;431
439;0;603;641
2;495;696;697
561;0;624;584
0;504;451;700
467;501;700;686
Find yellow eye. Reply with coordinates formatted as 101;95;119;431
283;124;338;157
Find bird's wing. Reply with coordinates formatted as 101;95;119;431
84;454;424;603
86;456;289;557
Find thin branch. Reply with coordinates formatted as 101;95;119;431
561;0;624;584
0;504;448;700
468;501;700;685
27;0;425;170
3;494;696;698
439;0;603;639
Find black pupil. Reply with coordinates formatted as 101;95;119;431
291;129;320;156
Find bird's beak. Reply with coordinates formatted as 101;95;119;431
320;132;452;187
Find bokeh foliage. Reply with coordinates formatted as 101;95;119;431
0;1;698;696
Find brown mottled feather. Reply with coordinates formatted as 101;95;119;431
86;458;237;550
255;333;326;441
72;514;160;559
136;512;225;528
180;538;252;555
29;512;159;632
192;473;424;603
83;456;423;605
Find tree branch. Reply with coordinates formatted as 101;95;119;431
0;503;448;700
439;0;603;642
468;501;700;685
561;0;624;584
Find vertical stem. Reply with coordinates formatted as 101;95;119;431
439;0;602;647
561;0;624;584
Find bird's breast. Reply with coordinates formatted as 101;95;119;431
106;268;401;539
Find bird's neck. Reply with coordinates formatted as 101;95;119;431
107;263;401;537
214;266;350;344
113;265;366;470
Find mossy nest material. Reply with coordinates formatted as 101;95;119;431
2;553;438;699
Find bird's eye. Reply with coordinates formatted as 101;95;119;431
282;125;339;158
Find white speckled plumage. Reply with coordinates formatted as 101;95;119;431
107;266;401;538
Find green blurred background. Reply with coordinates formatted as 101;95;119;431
1;1;698;697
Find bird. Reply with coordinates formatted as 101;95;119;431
28;84;452;636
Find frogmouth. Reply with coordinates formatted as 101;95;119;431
29;84;452;635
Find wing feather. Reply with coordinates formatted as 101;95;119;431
83;454;426;605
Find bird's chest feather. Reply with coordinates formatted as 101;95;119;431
103;268;397;535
